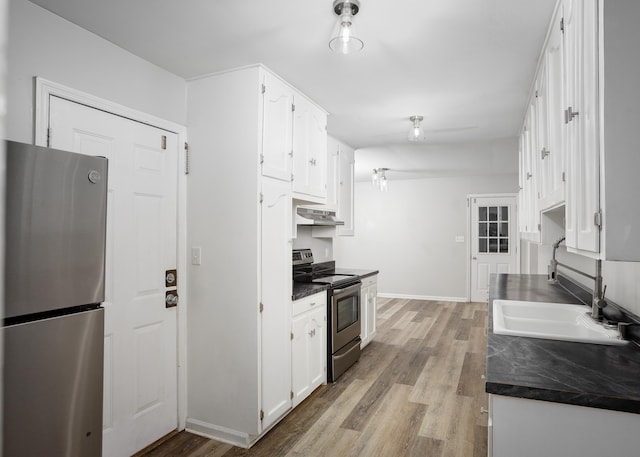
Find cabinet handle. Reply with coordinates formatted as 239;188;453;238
309;302;316;307
480;407;489;414
308;329;316;337
564;106;579;124
309;158;317;166
541;148;550;160
526;172;532;180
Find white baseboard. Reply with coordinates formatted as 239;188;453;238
185;418;255;449
377;292;469;303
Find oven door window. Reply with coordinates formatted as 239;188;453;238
337;294;359;332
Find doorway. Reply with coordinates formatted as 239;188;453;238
37;79;187;457
468;194;519;302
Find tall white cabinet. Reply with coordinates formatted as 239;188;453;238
518;0;640;261
186;65;326;446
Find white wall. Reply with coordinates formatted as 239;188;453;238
6;0;186;143
335;173;518;300
292;227;333;263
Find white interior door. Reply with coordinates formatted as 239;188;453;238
470;195;518;302
48;95;178;456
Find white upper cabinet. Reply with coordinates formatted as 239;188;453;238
262;72;294;181
292;95;327;201
540;5;566;211
520;0;640;261
564;0;599;255
337;143;355;236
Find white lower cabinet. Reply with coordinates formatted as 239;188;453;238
291;291;327;407
360;275;377;348
489;394;640;457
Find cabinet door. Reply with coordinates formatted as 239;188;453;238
262;73;293;181
291;312;309;407
291;305;325;408
337;146;355;236
293;96;327;199
360;284;369;346
260;178;292;430
564;0;600;254
367;280;377;341
325;140;340;210
306;305;326;393
543;5;566;209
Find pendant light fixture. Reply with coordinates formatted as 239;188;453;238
408;115;425;142
329;0;364;54
371;168;389;192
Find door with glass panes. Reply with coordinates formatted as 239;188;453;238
470;195;518;302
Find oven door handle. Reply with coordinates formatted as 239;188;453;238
332;282;361;294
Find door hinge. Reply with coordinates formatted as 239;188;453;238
47;127;52;147
291;173;294;182
535;90;539;98
260;153;264;165
184;142;190;175
290;332;294;340
594;210;602;229
161;135;167;150
259;193;264;204
259;302;264;313
538;223;542;232
260;410;264;421
560;17;565;34
562;171;566;182
290;391;294;400
291;103;295;112
261;84;266;94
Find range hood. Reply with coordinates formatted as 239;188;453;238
296;207;345;226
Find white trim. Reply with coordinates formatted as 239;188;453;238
377;293;469;303
35;77;189;431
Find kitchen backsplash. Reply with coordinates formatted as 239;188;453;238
292;226;333;262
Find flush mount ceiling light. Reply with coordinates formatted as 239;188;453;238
329;0;364;54
371;168;389;192
408;115;425;142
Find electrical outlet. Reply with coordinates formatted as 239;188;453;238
455;236;465;243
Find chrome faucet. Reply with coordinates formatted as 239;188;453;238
547;236;607;321
591;261;607;321
547;236;566;284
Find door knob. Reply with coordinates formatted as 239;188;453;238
165;291;179;308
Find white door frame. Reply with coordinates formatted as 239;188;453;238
466;193;520;301
34;77;189;430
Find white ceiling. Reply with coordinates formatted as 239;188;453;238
27;0;557;180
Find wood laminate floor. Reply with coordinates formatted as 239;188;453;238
139;298;489;457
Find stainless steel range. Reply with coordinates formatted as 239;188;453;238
293;249;361;382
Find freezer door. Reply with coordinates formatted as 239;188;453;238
3;308;104;457
4;140;108;318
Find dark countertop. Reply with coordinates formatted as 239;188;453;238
487;274;640;414
292;282;330;301
333;268;379;279
292;268;379;301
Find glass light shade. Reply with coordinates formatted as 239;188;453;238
408;116;425;141
379;175;388;192
329;9;364;54
371;169;379;186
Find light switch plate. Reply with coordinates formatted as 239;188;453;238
191;247;202;265
455;236;465;243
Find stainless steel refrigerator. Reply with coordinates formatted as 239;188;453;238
3;140;108;456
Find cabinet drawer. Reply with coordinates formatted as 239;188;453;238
292;291;326;317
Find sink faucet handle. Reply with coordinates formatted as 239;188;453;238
618;322;632;340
